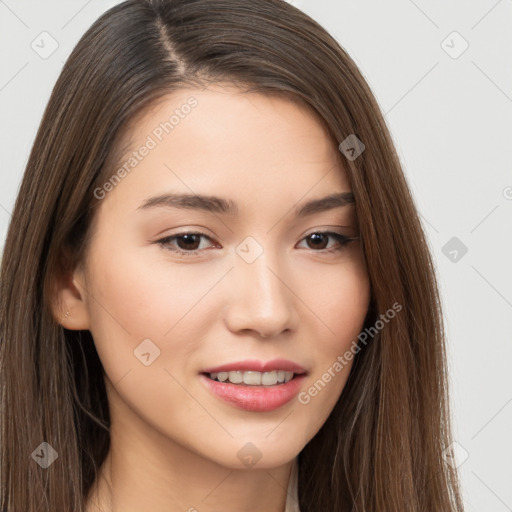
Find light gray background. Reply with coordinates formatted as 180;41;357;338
1;1;511;510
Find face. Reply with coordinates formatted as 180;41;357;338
65;84;371;470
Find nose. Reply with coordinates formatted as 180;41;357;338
223;247;299;338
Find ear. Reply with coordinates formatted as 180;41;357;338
50;258;91;330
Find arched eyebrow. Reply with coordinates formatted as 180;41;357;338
294;192;355;216
137;191;355;217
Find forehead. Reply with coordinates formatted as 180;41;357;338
120;84;343;165
97;84;352;217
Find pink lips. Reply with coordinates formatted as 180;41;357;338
199;358;308;412
199;373;307;412
201;358;307;374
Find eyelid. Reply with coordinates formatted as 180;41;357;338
301;225;354;237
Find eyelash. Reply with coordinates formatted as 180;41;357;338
156;230;357;257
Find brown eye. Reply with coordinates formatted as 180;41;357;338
297;231;354;253
157;232;216;256
305;233;329;250
174;234;202;251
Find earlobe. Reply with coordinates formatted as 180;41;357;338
50;266;91;330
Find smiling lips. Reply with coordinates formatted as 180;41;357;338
199;358;308;412
201;358;306;386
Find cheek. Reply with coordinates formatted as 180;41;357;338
82;248;219;438
302;251;371;346
295;256;370;420
83;244;226;377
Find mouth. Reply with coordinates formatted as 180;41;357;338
202;370;299;386
199;369;308;412
200;358;308;387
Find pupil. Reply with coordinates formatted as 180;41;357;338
309;233;327;249
179;234;200;250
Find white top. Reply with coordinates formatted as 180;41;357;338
284;457;300;512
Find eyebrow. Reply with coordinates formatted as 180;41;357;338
137;191;355;217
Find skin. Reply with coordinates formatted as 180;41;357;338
53;84;371;512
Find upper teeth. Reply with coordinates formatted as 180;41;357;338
209;370;294;385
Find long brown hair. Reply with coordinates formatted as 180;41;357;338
0;0;465;510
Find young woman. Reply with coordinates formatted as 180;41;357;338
0;0;465;511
